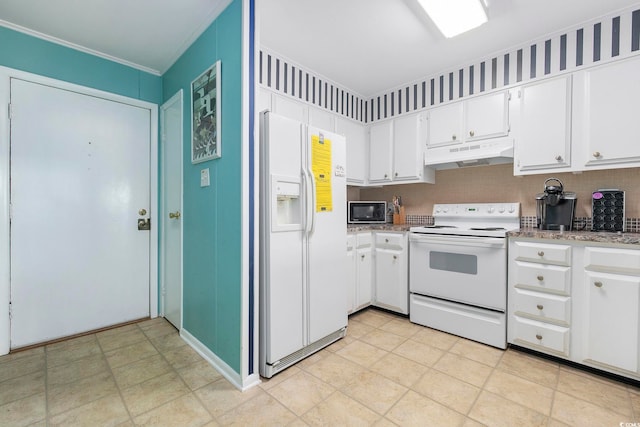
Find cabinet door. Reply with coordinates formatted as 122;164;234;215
374;248;408;314
272;94;308;123
393;113;424;181
515;76;572;173
337;118;367;184
356;246;373;309
309;107;335;132
465;91;509;141
346;235;356;314
579;56;640;168
584;271;640;372
368;121;393;182
427;102;463;147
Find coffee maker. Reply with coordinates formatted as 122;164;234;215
536;178;577;230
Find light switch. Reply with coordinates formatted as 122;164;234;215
200;168;210;187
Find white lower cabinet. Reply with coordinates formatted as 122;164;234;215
508;240;572;358
347;230;408;315
373;232;408;314
509;238;640;380
581;246;640;374
347;233;370;314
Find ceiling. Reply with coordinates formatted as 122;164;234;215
0;0;638;93
0;0;232;75
259;0;640;96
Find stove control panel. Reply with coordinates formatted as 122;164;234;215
433;203;520;218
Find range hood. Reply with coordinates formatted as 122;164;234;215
424;138;514;170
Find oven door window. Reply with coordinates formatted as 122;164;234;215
429;251;477;275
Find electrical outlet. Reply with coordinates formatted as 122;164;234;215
200;168;210;187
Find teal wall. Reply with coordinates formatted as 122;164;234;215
162;0;243;373
0;26;161;104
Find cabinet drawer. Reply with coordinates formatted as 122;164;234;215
513;262;571;295
356;232;372;248
584;246;640;275
512;288;570;325
511;316;570;357
347;234;355;250
375;232;405;249
512;242;571;266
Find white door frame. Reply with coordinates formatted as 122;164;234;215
159;90;183;328
0;66;159;355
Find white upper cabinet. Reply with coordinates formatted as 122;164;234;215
271;93;308;123
393;113;428;181
514;76;573;174
368;120;394;183
369;114;435;185
465;91;510;141
573;55;640;170
309;106;335;132
337;117;367;184
427;90;509;148
427;102;463;147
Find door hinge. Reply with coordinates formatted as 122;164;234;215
8;302;11;320
8;103;12;119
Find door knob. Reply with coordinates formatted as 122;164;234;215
139;208;147;216
169;211;181;219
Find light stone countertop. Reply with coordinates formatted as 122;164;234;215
508;228;640;245
347;224;416;233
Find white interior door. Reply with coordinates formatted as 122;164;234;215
160;91;183;329
10;78;151;348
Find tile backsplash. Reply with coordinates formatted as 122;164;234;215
353;164;640;231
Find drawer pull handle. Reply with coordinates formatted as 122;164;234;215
537;304;544;310
535;334;543;340
469;130;475;137
555;155;563;161
452;134;457;141
393;255;398;260
594;281;603;288
537;251;544;257
361;254;365;260
537;275;544;281
385;238;389;243
593;151;601;158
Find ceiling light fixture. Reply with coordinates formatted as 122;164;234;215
417;0;488;38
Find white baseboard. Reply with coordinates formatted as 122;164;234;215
180;328;261;391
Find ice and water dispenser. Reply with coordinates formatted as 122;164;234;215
272;175;302;231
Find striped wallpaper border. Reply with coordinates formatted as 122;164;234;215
259;5;640;124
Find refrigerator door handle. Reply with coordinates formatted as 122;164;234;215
308;168;316;234
303;166;315;234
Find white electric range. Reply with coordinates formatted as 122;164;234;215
409;203;521;349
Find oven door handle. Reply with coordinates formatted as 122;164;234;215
409;234;506;249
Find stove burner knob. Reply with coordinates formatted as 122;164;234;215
487;206;494;213
508;205;516;213
498;206;505;213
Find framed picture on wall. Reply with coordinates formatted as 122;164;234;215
191;60;221;163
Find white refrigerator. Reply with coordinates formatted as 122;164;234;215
259;111;348;378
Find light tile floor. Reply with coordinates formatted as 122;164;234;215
1;308;639;426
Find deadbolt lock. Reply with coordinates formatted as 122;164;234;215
138;218;151;230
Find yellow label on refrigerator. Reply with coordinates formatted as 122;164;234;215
311;134;332;212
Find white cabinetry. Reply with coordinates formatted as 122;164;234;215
574;55;640;170
427;91;510;148
368;121;393;183
509;238;640;381
581;246;640;374
369;114;435;185
355;232;373;312
346;234;356;314
514;76;573;174
508;240;572;357
337;117;367;184
373;232;408;314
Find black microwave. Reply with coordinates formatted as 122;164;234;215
348;201;387;223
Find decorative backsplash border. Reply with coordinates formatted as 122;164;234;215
260;5;640;124
394;215;640;233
